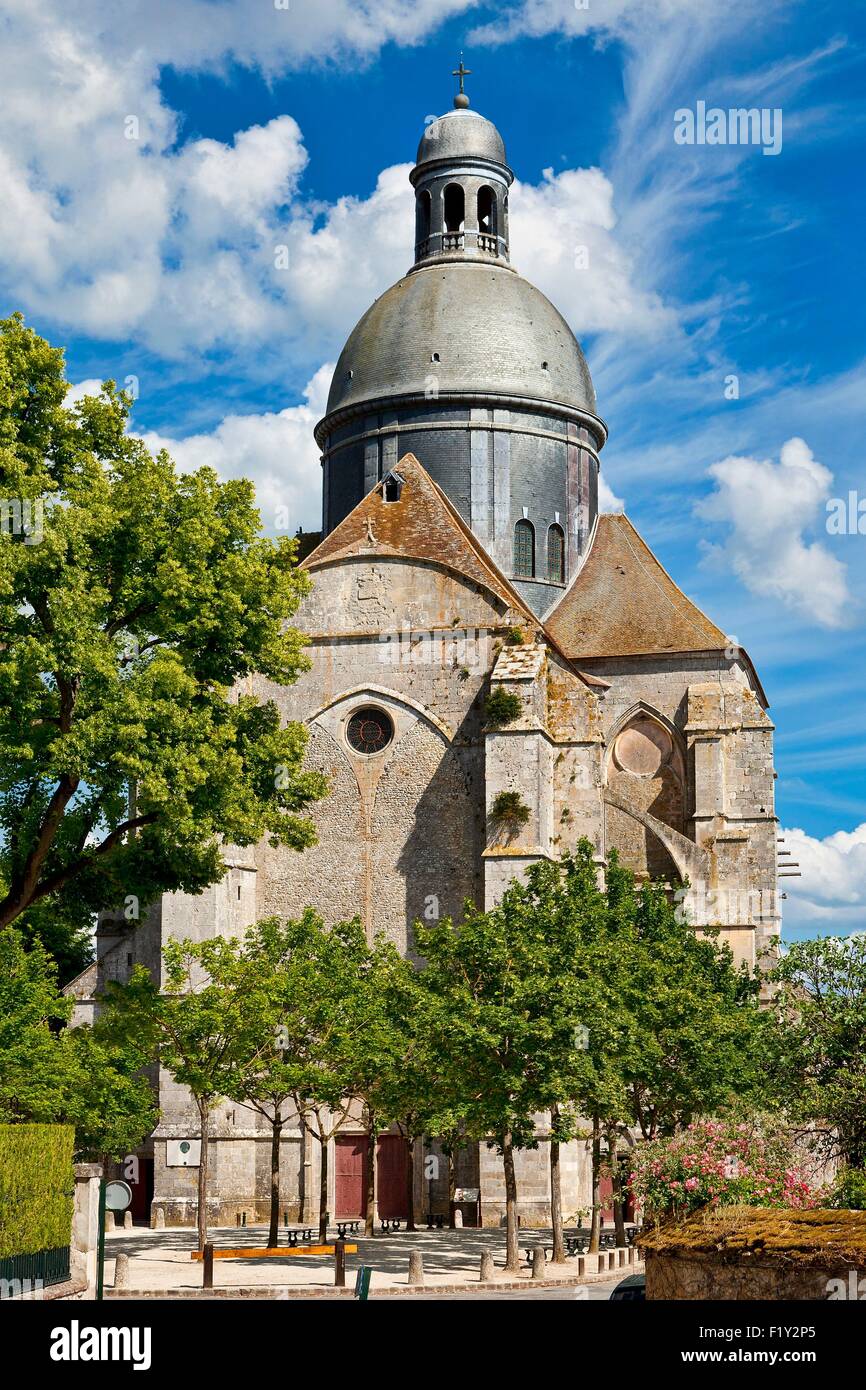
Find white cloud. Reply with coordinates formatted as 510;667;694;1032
141;364;333;535
469;0;720;46
512;168;673;337
781;822;866;936
0;1;467;354
696;436;852;629
64;379;105;407
599;474;625;513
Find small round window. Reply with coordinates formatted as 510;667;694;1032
346;706;394;755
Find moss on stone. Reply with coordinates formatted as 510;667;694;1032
640;1205;866;1267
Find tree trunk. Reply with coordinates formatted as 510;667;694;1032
405;1134;416;1232
268;1114;283;1247
588;1114;601;1254
447;1149;457;1228
502;1130;520;1273
608;1126;626;1247
197;1096;210;1253
550;1105;565;1264
364;1118;377;1237
298;1116;310;1224
317;1131;329;1242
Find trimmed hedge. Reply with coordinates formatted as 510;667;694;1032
0;1124;75;1258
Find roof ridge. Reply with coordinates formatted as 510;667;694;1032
420;464;539;626
614;513;728;646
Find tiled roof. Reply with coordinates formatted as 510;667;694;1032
303;453;538;624
545;514;730;658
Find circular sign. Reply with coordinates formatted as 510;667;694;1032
105;1180;133;1212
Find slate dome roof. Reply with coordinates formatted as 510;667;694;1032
415;108;508;168
324;260;598;419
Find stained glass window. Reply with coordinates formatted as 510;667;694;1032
513;519;535;578
346;707;394;755
547;524;565;583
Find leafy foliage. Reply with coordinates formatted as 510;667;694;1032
771;935;866;1168
829;1168;866;1211
482;688;522;727
0;926;154;1157
0;313;327;940
488;789;531;828
629;1115;824;1220
0;1123;74;1258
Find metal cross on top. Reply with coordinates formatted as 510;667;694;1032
452;57;471;96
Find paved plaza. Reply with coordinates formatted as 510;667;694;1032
105;1224;638;1297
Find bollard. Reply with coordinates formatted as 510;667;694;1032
453;1208;463;1228
154;1209;165;1230
203;1241;214;1290
596;1251;606;1274
123;1210;133;1230
408;1251;424;1287
531;1247;546;1280
334;1239;346;1288
114;1253;129;1289
479;1250;494;1282
618;1248;626;1267
104;1210;115;1232
577;1254;586;1276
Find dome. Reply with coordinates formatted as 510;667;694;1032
324;260;598;420
416;109;508;169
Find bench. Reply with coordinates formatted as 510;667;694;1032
283;1226;315;1247
192;1241;358;1289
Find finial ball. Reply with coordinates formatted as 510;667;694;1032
454;92;470;109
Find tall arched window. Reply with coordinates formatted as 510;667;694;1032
478;186;497;236
416;189;431;245
547;523;565;583
513;519;535;578
443;183;465;233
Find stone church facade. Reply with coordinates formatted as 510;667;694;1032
69;91;780;1230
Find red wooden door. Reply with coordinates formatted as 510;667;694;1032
600;1165;635;1223
377;1134;409;1220
599;1173;614;1222
129;1158;153;1224
335;1135;367;1218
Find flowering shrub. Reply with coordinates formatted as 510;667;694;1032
629;1118;825;1219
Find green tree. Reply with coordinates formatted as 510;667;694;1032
214;919;309;1247
346;935;427;1234
103;938;267;1250
0;927;70;1122
414;861;593;1273
0;926;154;1159
772;935;866;1168
60;1026;158;1164
278;915;373;1241
217;913;366;1246
0;313;326;942
619;869;769;1141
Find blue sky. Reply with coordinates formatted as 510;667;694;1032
1;0;864;937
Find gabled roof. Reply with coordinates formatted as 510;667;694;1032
545;513;730;659
303;453;539;624
302;454;606;689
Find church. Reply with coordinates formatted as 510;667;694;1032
70;82;780;1230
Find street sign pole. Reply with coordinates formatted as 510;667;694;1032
97;1178;133;1300
96;1178;107;1302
